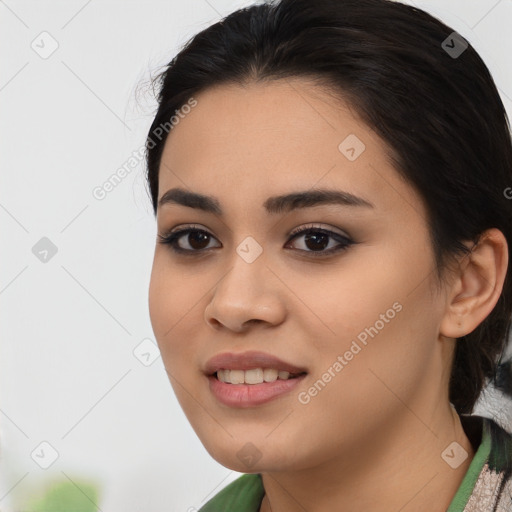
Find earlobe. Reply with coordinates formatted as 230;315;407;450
439;228;508;340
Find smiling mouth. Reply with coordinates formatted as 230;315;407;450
213;368;307;385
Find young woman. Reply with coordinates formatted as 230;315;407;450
144;0;512;510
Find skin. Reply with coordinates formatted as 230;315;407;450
148;78;508;512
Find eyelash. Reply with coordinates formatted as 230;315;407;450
157;223;354;258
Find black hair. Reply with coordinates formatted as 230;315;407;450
144;0;512;418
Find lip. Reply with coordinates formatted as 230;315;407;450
204;350;308;408
207;373;307;408
204;350;308;375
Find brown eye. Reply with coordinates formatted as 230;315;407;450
183;230;212;250
157;224;354;257
285;227;353;257
157;227;220;253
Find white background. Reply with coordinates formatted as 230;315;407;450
1;0;511;510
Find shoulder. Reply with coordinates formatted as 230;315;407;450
453;415;512;511
198;473;265;512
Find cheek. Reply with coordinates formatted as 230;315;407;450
298;246;440;402
289;303;438;461
148;255;201;359
148;258;206;416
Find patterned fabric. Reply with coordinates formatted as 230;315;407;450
458;416;512;512
464;463;512;511
198;416;512;511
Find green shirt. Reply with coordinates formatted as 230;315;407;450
198;415;512;512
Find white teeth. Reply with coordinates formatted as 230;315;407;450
217;368;299;384
245;368;263;384
229;369;245;385
263;368;278;382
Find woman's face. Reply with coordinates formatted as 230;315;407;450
148;78;453;472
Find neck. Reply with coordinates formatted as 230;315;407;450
259;404;475;512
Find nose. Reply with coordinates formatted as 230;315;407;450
204;247;287;332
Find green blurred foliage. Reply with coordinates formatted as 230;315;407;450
25;479;100;512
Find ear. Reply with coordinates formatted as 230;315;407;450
440;228;508;339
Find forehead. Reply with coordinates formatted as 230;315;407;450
157;78;423;220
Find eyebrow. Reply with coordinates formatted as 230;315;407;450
158;187;374;215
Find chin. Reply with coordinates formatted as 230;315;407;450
205;439;299;473
213;455;283;474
